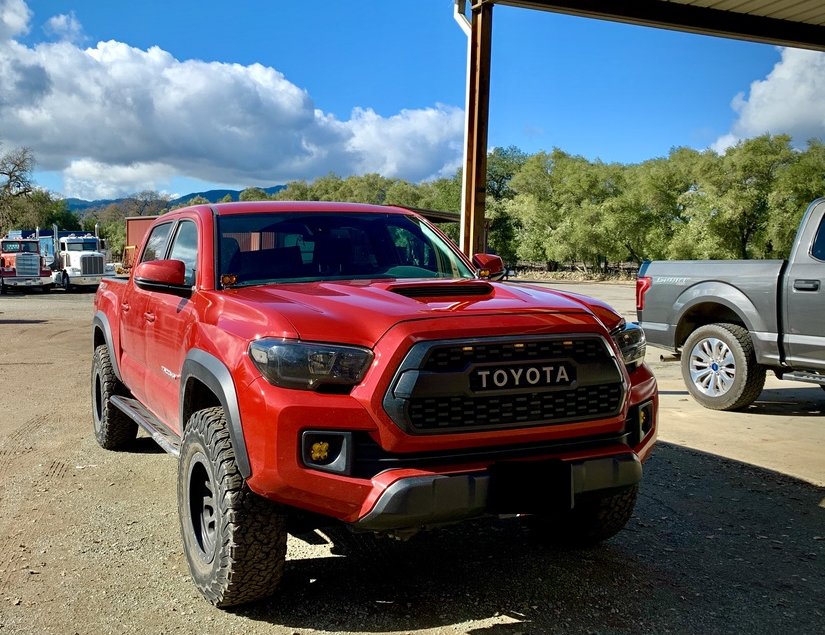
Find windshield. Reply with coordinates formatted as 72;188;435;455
217;212;474;287
65;240;99;251
1;241;38;253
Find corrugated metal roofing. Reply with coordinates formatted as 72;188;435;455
496;0;825;50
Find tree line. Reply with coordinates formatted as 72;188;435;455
2;134;823;267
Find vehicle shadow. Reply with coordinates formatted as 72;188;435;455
238;442;824;634
745;386;825;416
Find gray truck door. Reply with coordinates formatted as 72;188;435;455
784;203;825;371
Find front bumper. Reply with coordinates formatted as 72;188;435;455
353;453;642;531
63;275;104;286
2;276;52;287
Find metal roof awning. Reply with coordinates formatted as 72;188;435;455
496;1;825;52
455;0;825;257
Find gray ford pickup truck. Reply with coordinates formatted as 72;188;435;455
637;197;825;410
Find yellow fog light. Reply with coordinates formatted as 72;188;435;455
301;431;352;475
311;441;330;462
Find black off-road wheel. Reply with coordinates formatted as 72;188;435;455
681;323;766;411
91;345;137;450
531;485;639;547
178;407;287;608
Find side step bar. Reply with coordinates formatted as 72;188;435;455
781;371;825;386
110;395;181;457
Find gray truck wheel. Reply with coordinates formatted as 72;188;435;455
681;323;765;411
531;485;638;547
91;345;138;449
178;407;287;608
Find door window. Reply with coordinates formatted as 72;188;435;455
140;223;173;263
811;217;825;262
168;221;198;285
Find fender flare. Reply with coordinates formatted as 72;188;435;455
672;282;774;361
92;311;121;382
181;349;251;479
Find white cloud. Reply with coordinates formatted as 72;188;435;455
43;11;84;43
0;0;29;40
713;47;825;153
0;1;464;199
63;159;175;200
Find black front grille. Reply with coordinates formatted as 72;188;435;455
383;335;625;434
423;338;606;372
408;383;622;432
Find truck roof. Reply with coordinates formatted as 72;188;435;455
177;201;418;217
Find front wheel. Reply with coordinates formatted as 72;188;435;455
178;407;287;608
681;323;765;411
91;345;137;449
531;485;638;547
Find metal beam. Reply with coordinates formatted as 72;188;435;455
460;1;494;257
495;0;825;52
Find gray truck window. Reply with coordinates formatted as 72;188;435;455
140;223;173;263
811;217;825;262
168;221;198;285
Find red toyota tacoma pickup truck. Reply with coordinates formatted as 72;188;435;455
92;201;657;607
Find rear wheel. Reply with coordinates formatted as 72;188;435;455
178;407;287;607
91;345;137;449
681;323;765;411
531;485;638;547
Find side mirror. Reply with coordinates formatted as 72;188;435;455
134;259;190;295
472;253;506;281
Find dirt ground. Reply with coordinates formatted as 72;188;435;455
0;284;822;635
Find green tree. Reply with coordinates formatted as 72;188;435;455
219;193;234;203
0;145;35;234
239;187;269;201
274;180;313;201
767;139;825;257
385;180;424;208
674;135;795;259
486;146;527;201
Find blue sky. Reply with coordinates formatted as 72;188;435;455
2;0;822;200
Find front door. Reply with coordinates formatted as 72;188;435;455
118;221;174;406
784;204;825;371
143;219;199;432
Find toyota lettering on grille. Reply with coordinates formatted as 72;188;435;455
470;362;576;392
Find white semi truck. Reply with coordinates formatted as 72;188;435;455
44;224;114;290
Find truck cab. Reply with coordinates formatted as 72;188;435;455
51;232;113;291
0;237;53;293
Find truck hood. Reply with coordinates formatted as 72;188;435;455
214;279;622;347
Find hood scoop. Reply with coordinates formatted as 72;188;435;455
387;280;494;299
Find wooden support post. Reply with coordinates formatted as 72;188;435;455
460;1;493;258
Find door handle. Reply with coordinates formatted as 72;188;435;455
143;311;156;323
793;279;820;292
121;302;130;312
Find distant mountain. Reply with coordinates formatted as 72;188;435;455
65;185;286;212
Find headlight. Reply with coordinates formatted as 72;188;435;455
249;339;373;391
611;321;646;367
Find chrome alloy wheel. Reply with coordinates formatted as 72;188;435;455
688;336;736;397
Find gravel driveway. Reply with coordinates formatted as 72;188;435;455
0;285;822;634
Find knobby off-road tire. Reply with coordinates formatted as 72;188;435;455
681;322;766;411
91;345;138;449
532;485;639;547
178;407;287;608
